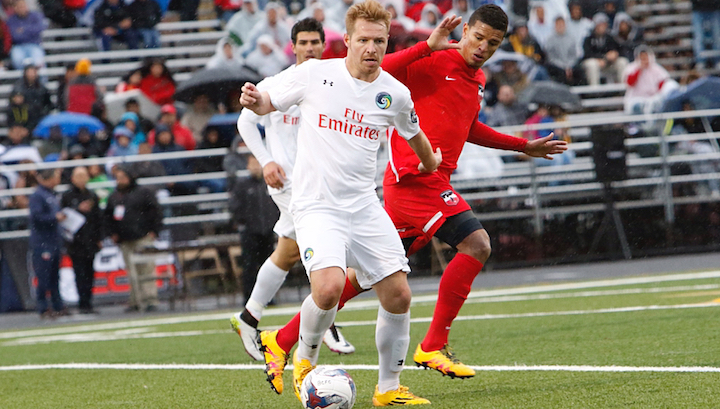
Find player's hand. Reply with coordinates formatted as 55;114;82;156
427;15;463;51
524;133;568;160
418;148;442;173
263;161;286;189
240;82;263;111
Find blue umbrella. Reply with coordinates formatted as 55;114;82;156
662;76;720;112
33;112;105;139
205;113;241;145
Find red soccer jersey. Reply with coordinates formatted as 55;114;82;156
381;42;527;186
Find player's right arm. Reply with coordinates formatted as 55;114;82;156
240;82;276;115
407;130;442;173
237;109;286;189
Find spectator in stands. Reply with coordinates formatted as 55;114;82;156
602;0;619;27
241;2;291;57
127;0;162;49
527;2;555;50
117;111;146;146
417;3;441;30
61;166;102;314
622;46;675;116
170;0;200;22
148;104;195;150
566;1;593;57
65;58;102;115
152;123;195;194
244;34;288;77
29;168;68;318
502;18;544;65
444;0;472;41
386;1;415;33
5;122;30;146
581;13;628;86
105;165;162;313
133;142;166;193
139;58;175;106
690;0;720;68
228;155;279;301
525;104;574;184
485;85;527;128
123;98;154;135
93;0;138;52
206;37;243;69
181;94;217;144
215;0;242;23
225;0;265;47
71;126;105;157
492;59;529;97
0;18;11;68
61;145;87;184
7;91;30;130
56;64;77;112
326;0;353;32
107;126;138;157
7;0;46;70
87;161;110;207
115;68;142;93
545;16;584;85
90;101;113;153
195;127;226;193
38;0;84;28
612;12;641;62
13;64;52;129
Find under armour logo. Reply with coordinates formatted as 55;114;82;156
323;79;333;86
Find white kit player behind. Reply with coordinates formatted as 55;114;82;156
230;18;355;361
240;1;442;405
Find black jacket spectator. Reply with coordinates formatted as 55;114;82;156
93;0;131;33
12;65;52;132
39;0;79;28
61;181;102;256
127;0;162;29
195;127;225;174
583;28;621;60
7;90;30;129
692;0;720;11
105;169;162;242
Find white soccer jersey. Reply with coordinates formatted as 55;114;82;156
237;66;300;194
267;58;420;212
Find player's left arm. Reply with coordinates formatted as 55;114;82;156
468;120;568;160
407;130;442;173
240;82;277;115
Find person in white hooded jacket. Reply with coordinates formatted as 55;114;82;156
225;0;265;47
622;46;678;115
206;37;244;69
245;34;289;77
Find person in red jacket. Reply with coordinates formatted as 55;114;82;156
139;58;176;106
254;7;567;390
65;58;102;115
147;104;196;151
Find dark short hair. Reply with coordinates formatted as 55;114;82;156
468;4;508;34
37;168;57;180
291;18;325;44
125;98;139;108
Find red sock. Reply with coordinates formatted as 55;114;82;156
421;253;483;352
275;275;361;353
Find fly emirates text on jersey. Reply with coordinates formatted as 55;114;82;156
317;108;381;141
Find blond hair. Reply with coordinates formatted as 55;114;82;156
345;0;392;37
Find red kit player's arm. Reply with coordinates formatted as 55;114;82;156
468;119;528;152
381;41;433;82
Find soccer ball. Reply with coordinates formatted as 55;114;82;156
300;366;356;409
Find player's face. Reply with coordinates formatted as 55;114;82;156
460;21;505;69
344;19;389;80
292;31;325;63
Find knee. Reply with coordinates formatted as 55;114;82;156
312;278;344;310
457;230;492;262
382;284;412;314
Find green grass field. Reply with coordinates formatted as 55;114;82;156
2;272;720;408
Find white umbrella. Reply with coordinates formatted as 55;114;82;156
0;145;43;164
104;89;161;124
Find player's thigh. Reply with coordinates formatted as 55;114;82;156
434;209;485;249
294;208;349;278
271;191;296;241
347;202;410;290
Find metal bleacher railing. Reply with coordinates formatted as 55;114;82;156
3;109;720;242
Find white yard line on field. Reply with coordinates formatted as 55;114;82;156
3;270;720;340
2;363;720;373
5;301;719;346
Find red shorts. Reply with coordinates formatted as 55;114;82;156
383;173;470;252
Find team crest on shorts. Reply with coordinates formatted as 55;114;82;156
440;190;459;206
304;248;314;261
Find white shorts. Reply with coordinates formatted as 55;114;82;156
294;201;410;290
271;190;296;241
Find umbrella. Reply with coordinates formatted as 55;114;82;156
33;112;105;139
104;89;161;124
484;49;534;74
174;66;262;104
661;76;720;113
517;81;582;112
205;112;241;145
0;145;43;164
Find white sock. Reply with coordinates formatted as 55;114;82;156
245;259;289;321
298;295;337;365
376;306;410;394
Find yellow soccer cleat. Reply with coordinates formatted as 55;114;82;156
292;348;316;402
372;385;431;406
259;330;288;394
413;344;476;379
